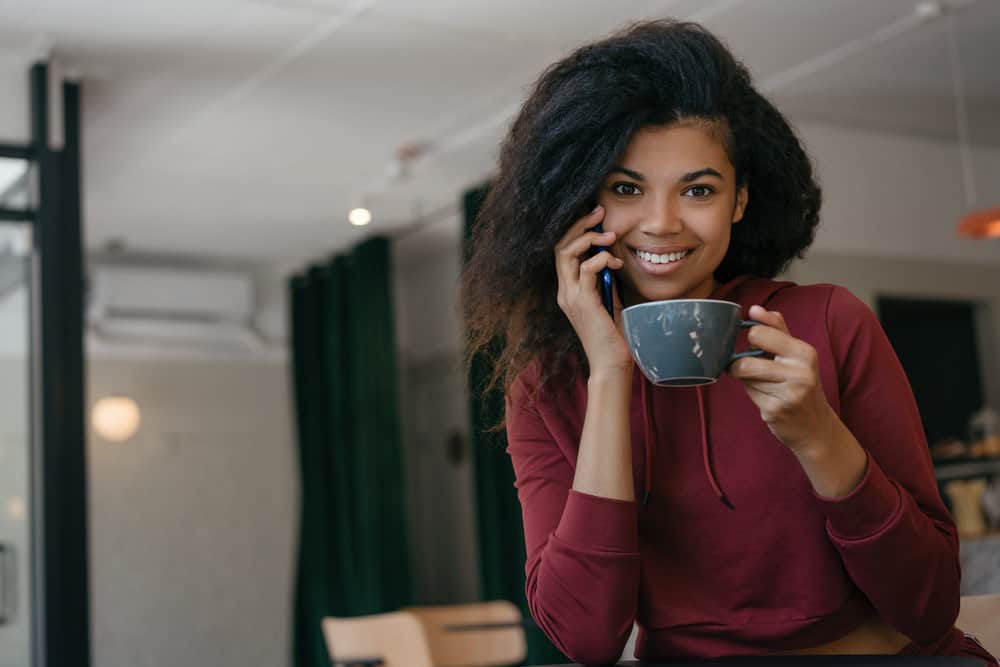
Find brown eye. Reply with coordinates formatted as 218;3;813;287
612;182;641;196
684;185;715;198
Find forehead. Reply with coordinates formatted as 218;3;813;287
619;122;734;174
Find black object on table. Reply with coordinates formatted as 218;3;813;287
443;618;538;632
538;657;982;667
329;658;383;667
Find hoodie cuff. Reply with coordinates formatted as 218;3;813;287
554;490;639;553
813;454;902;541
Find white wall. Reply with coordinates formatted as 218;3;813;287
0;277;32;667
393;213;481;605
88;357;297;667
796;122;1000;265
0;49;31;145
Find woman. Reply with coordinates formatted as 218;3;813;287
460;19;996;667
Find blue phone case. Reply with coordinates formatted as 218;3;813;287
591;223;615;318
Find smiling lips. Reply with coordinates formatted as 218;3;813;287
631;246;695;273
634;248;692;264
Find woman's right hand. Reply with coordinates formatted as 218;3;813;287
554;205;632;374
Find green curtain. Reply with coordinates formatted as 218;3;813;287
463;185;567;666
290;236;412;667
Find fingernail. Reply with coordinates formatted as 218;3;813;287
592;204;602;213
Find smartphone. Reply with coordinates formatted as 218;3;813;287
590;223;615;319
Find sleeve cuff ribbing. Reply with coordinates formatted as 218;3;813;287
813;453;902;541
554;489;639;553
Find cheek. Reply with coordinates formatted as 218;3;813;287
600;207;639;238
688;208;735;245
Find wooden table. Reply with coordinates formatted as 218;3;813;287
539;657;982;666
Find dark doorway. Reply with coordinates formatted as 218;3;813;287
877;297;985;447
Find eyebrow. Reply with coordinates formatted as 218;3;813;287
608;166;724;183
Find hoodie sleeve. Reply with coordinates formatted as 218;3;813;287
505;373;640;666
816;286;960;645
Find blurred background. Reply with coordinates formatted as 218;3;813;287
1;1;999;666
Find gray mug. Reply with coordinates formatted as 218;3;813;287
621;299;765;387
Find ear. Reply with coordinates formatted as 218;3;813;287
732;184;749;223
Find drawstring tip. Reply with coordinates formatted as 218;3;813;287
719;494;734;510
643;490;651;506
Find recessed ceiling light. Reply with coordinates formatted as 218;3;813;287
349;207;372;226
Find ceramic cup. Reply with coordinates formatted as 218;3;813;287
621;299;765;387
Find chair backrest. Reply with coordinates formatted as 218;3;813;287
405;601;527;667
323;611;434;667
957;594;1000;658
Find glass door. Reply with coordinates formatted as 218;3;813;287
1;65;89;667
0;219;35;667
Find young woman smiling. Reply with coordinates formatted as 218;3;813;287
460;20;997;667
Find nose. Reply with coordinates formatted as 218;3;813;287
639;194;684;236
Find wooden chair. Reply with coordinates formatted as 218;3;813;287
957;594;1000;658
405;601;528;667
322;611;434;667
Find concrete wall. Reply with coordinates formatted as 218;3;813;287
0;276;32;667
393;214;481;605
0;49;31;145
87;358;297;667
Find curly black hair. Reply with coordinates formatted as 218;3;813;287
460;19;821;394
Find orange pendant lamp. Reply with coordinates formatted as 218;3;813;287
958;207;1000;239
947;12;999;239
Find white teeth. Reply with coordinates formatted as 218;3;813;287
636;249;691;264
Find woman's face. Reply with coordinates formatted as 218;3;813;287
597;122;748;304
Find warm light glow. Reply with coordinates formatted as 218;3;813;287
957;206;1000;239
92;396;141;442
5;496;25;521
348;207;372;226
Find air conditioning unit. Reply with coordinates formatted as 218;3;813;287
87;264;262;349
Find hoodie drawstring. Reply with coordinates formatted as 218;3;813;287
640;373;654;506
697;385;734;509
639;377;734;510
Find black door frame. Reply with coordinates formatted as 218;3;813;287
0;62;89;667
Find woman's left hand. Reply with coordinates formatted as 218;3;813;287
728;305;838;453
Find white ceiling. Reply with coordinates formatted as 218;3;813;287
0;0;998;267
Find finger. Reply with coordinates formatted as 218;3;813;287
555;231;617;292
748;305;789;334
555;229;616;261
557;205;606;247
746;324;813;363
729;356;788;383
742;385;785;421
579;251;623;278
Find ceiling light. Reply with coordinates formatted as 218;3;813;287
349;207;372;226
958;207;1000;239
946;12;1000;239
5;496;25;521
92;396;141;443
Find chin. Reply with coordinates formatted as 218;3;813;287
626;284;686;304
626;277;713;304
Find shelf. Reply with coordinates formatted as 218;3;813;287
933;457;1000;481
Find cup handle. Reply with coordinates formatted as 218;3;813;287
729;319;767;363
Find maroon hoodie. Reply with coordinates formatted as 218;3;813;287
505;276;961;665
